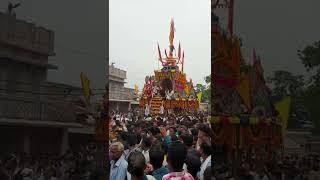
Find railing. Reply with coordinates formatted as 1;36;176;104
109;90;135;101
0;94;76;122
0;12;54;55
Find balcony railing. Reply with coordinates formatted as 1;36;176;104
109;89;135;101
0;94;76;123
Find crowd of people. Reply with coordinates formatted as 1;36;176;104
3;108;319;180
109;110;212;180
211;153;320;180
0;144;102;180
109;109;320;180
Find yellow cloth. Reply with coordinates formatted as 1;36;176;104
134;84;139;94
275;96;291;135
235;74;251;109
80;72;90;105
196;92;203;103
184;84;190;96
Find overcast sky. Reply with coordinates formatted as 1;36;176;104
0;0;108;91
110;0;211;89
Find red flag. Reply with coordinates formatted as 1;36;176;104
169;18;175;45
182;51;185;72
157;43;162;61
178;42;181;59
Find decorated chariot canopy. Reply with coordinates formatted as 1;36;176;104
139;19;199;114
212;1;276;119
211;0;289;151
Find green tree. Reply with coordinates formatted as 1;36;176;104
298;40;320;87
267;70;304;100
204;74;211;104
194;75;211;103
298;41;320;130
268;70;307;128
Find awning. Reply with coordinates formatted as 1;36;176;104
0;118;83;128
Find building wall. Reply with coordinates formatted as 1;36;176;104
0;59;47;97
0;12;54;56
0;12;87;156
0;126;62;155
109;65;135;112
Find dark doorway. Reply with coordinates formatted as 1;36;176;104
160;78;173;97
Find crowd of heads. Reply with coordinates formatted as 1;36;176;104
0;144;101;180
109;110;212;180
210;153;320;180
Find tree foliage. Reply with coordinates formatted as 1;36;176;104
298;40;320;87
267;70;307;128
194;75;211;103
296;41;320;130
267;70;304;100
298;41;320;71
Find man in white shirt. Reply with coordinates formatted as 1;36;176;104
198;142;212;180
109;142;128;180
145;103;150;116
141;136;152;163
196;124;212;150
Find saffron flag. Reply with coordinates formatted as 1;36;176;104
80;72;91;105
184;84;190;96
157;43;162;61
196;92;203;103
275;96;291;135
235;74;251;110
182;51;185;72
169;18;175;45
134;84;139;94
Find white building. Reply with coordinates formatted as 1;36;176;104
0;12;92;155
109;64;136;112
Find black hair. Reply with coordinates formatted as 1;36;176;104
152;140;168;155
190;128;198;137
115;120;121;126
198;124;213;138
142;136;152;148
149;144;166;169
136;133;141;146
170;135;179;142
181;133;193;147
186;156;201;179
119;131;128;142
149;127;161;136
127;126;135;134
127;151;146;178
200;142;212;157
167;141;187;172
127;134;137;147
